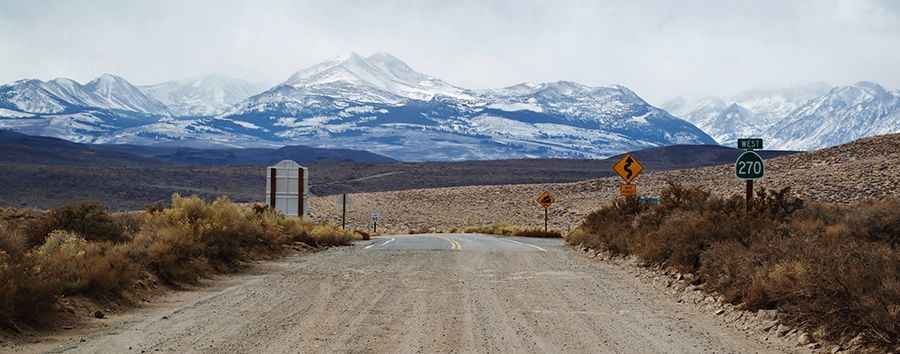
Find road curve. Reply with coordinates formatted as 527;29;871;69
31;234;793;354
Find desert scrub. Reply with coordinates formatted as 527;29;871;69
459;224;562;238
0;194;351;327
24;202;126;247
309;224;353;246
568;182;899;348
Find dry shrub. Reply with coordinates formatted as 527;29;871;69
0;228;136;324
354;230;371;241
702;233;898;344
309;224;353;247
130;216;206;284
461;224;562;238
842;199;900;247
513;229;562;238
1;194;349;326
33;231;137;295
0;222;57;324
570;182;900;347
131;194;261;281
24;202;125;246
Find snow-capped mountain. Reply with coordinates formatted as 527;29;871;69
0;74;169;115
664;82;900;151
662;83;831;146
2;53;717;160
279;52;473;103
198;54;714;160
141;75;265;117
768;82;900;150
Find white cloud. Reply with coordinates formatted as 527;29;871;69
0;0;898;104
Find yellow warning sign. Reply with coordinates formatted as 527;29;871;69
619;183;637;197
613;154;644;184
536;191;555;209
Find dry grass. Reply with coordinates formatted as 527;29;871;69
454;224;562;238
0;194;351;327
568;182;899;349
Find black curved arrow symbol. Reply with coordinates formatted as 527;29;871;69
624;157;634;179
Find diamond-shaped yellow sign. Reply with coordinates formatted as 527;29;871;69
536;191;555;209
612;154;644;184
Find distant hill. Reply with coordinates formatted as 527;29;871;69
0;130;397;166
0;136;800;210
97;144;398;166
610;144;798;171
0;130;164;166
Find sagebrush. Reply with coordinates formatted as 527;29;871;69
0;195;350;326
567;182;899;348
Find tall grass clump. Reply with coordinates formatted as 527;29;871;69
456;224;562;238
568;182;899;348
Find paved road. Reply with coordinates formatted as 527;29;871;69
32;234;791;354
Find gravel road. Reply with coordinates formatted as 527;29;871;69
27;234;794;354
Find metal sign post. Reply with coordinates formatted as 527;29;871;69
371;210;380;234
736;139;765;211
536;191;555;232
336;194;352;230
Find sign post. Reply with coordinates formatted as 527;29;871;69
371;210;380;234
535;191;555;232
736;139;765;211
613;153;644;198
336;194;352;229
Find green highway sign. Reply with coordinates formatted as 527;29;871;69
735;151;765;180
737;138;763;150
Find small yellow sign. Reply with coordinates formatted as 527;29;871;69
619;183;637;197
613;154;644;184
536;191;555;209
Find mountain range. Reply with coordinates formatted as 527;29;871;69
1;52;897;160
664;82;900;150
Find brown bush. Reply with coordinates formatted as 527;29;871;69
310;224;353;247
1;194;350;327
459;224;562;238
32;231;138;295
0;222;57;324
569;183;900;347
24;202;125;246
842;199;900;247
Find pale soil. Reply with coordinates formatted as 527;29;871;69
307;134;900;233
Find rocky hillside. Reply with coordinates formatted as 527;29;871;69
307;133;900;232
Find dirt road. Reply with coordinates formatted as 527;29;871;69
24;234;795;353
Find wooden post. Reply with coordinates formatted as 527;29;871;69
373;217;377;234
544;207;549;233
342;194;347;230
746;179;753;212
269;168;277;209
298;168;305;218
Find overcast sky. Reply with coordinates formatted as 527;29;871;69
1;0;898;103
